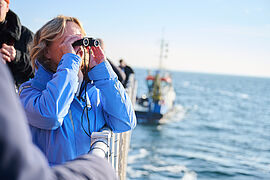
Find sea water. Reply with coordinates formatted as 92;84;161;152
127;69;270;180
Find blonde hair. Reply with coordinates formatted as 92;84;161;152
30;15;86;71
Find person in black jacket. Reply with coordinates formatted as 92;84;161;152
0;0;34;88
0;58;117;180
119;59;134;88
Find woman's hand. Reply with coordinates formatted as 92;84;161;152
59;35;83;57
88;46;106;69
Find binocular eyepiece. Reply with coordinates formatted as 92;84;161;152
72;37;100;47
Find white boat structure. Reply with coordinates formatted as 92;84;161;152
135;37;176;123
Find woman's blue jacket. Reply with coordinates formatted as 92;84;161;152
19;53;136;165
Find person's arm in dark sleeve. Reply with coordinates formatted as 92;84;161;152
0;61;117;180
127;66;134;74
11;26;34;84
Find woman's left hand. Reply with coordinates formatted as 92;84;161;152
88;46;106;69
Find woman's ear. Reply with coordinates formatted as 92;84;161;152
44;47;51;59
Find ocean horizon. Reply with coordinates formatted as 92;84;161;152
132;67;270;80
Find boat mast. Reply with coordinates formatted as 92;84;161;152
159;38;164;71
159;29;168;72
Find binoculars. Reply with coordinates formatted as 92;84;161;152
72;37;100;47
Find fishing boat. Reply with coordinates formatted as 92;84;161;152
135;37;176;123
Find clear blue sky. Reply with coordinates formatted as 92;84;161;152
10;0;270;77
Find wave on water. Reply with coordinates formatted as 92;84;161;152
218;90;250;99
142;164;197;180
127;166;150;178
127;162;197;179
181;80;250;100
160;104;186;124
182;81;190;87
128;148;149;164
127;147;197;179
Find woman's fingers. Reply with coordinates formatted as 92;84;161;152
91;46;106;62
79;43;107;69
60;35;82;55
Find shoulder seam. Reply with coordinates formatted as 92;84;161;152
18;85;31;96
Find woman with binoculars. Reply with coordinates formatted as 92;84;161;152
19;15;136;166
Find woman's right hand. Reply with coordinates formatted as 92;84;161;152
59;34;83;56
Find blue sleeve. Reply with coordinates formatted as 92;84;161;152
19;53;82;130
88;61;136;133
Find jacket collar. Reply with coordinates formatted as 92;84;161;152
31;61;53;91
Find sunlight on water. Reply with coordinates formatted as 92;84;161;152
128;69;270;180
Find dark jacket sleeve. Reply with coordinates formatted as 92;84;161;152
0;61;117;180
8;25;34;85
